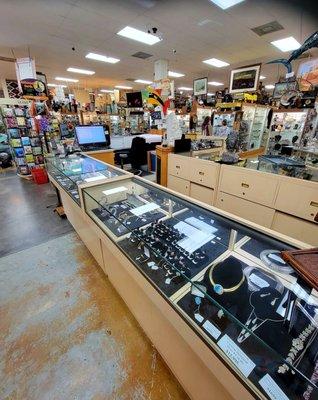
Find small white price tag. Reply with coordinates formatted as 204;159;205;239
147;261;155;267
218;335;256;377
151;265;158;270
144;247;150;257
202;320;221;340
165;278;171;285
259;374;289;400
194;313;204;323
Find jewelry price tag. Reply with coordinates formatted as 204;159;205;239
259;374;289;400
202;320;221;340
218;335;256;377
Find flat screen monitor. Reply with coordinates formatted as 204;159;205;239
75;125;110;147
126;91;143;108
174;139;191;154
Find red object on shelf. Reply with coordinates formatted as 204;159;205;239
31;167;49;184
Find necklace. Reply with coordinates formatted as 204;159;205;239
209;263;245;295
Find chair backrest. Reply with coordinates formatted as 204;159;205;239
129;136;147;169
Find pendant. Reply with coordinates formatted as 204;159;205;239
214;284;224;295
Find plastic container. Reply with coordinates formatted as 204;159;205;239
31;168;49;184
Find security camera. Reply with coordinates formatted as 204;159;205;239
172;49;177;54
72;46;75;51
152;27;158;34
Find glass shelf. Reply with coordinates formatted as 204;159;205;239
82;175;318;400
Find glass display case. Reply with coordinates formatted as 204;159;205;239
242;105;269;150
82;175;318;400
46;154;125;204
109;115;124;135
268;110;309;152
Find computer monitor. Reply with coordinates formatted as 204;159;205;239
174;139;191;154
75;125;110;148
126;92;143;108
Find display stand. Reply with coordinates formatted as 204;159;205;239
156;145;173;186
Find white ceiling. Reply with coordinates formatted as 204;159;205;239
0;0;317;91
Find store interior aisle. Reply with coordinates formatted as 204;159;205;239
0;171;73;257
0;177;188;400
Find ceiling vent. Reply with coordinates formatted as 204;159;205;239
132;51;153;59
251;21;284;36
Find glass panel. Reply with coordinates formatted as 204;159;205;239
82;176;318;399
46;154;125;204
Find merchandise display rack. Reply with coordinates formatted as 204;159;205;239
0;99;45;176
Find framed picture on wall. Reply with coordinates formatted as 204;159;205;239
193;77;208;96
229;64;261;93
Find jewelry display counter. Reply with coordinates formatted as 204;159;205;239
168;153;318;246
76;173;318;400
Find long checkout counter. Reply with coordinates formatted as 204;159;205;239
46;153;318;400
167;153;318;247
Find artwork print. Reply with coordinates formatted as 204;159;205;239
230;65;261;93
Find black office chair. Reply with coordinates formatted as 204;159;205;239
119;136;148;175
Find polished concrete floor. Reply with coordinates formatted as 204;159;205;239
0;173;188;399
0;170;73;257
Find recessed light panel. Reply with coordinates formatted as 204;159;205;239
203;58;229;68
208;81;224;86
100;89;114;93
85;53;120;64
265;84;275;89
117;26;161;45
115;85;133;89
67;67;95;75
271;36;301;52
48;83;67;88
178;87;192;91
209;0;244;10
135;79;152;84
168;71;185;78
260;75;266;79
55;77;79;83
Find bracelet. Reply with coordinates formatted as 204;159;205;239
209;263;245;295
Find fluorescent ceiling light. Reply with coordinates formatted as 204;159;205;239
168;71;185;78
271;36;301;52
100;89;114;93
67;67;95;75
260;75;266;79
203;58;229;68
209;0;244;9
117;26;161;45
265;84;275;89
135;79;152;84
115;85;133;89
207;92;215;96
178;87;192;91
208;81;223;86
48;83;67;88
55;77;79;83
85;52;120;64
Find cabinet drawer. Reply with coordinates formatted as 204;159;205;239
189;159;219;189
275;181;318;223
219;167;278;207
168;175;190;196
272;211;318;246
215;192;275;228
190;183;215;205
168;155;190;179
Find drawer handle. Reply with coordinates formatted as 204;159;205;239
241;182;249;188
310;201;318;208
176;165;181;169
199;171;205;176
